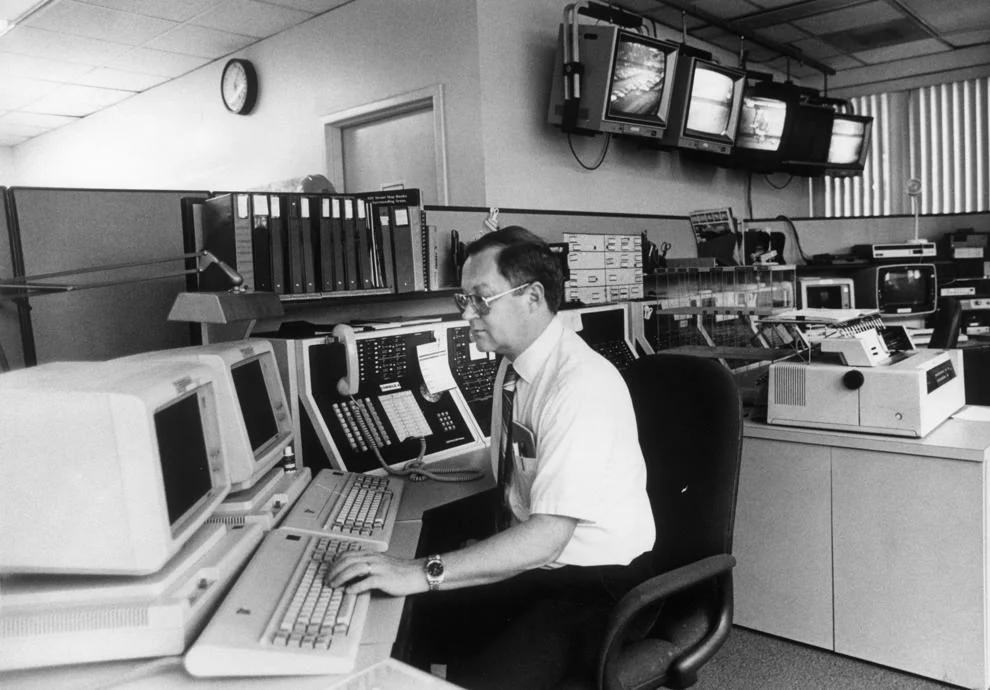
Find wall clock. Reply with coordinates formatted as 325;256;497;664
220;59;258;115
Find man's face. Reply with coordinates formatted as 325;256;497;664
458;247;530;357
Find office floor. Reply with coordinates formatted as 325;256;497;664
695;626;957;689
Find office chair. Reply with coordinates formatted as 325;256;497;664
928;296;963;349
566;353;743;690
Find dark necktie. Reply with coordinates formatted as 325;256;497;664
497;363;518;529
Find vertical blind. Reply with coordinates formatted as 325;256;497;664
824;76;990;218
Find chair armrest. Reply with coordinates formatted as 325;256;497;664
598;553;736;690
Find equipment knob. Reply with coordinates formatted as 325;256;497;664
842;369;865;390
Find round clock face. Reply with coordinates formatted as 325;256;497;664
221;59;257;115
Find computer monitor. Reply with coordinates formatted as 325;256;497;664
730;81;801;172
563;303;637;371
799;277;855;309
780;102;836;176
548;24;680;141
661;54;746;155
120;339;293;492
855;263;938;316
825;113;873;177
0;359;229;575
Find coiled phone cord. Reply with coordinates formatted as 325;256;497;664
349;395;485;483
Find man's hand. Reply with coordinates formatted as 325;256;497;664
325;550;426;596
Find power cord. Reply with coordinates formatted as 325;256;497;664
568;131;611;170
349;395;485;483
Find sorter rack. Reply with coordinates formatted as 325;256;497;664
641;264;798;370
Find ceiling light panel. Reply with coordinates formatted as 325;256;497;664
792;1;901;34
22;0;178;45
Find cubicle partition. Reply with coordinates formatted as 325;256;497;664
7;187;210;365
0;188;24;371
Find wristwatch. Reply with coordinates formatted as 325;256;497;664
424;554;445;591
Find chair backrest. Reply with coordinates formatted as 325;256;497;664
929;296;963;349
622;354;743;574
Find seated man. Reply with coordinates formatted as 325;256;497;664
327;226;655;689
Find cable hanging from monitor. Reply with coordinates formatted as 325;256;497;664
568;132;611;170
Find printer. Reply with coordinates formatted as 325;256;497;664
767;329;965;438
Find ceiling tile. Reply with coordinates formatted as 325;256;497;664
944;28;990;47
144;23;254;58
192;0;313;39
692;0;763;20
750;22;808;44
101;46;209;77
21;83;133;116
263;0;352;12
790;36;844;60
23;0;179;45
852;38;948;64
792;2;902;34
0;132;31;146
897;0;990;34
0;51;93;81
74;67;170;90
0;75;58;109
0;111;80;128
72;0;217;23
0;25;129;64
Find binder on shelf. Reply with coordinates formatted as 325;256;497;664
341;197;359;290
371;203;394;290
355;198;373;290
300;196;317;293
200;194;236;292
268;194;287;294
390;204;424;292
314;196;335;292
330;197;347;291
251;194;272;292
285;195;305;294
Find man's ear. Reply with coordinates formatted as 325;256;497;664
527;281;546;310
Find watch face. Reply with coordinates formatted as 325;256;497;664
221;60;256;114
426;560;444;577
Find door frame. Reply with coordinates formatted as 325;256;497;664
320;84;449;204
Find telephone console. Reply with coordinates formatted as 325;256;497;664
296;323;485;474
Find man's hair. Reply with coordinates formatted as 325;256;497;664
464;226;564;313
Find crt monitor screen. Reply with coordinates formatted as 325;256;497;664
799;278;855;309
881;266;936;314
827;114;873;173
156;388;216;527
606;31;673;126
781;103;834;169
231;356;280;454
736;94;789;152
684;64;736;138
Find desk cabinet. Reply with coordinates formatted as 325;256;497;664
735;419;990;689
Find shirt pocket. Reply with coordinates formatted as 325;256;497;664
512;421;537;475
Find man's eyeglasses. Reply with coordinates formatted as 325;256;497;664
453;282;534;315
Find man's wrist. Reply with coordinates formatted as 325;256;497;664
424;554;445;591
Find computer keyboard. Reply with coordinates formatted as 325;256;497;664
184;530;371;677
280;469;404;550
591;340;637;371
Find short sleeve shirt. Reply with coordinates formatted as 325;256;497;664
490;315;655;567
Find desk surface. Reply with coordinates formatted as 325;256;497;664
1;450;495;689
744;412;990;462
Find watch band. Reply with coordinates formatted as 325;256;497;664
424;554;445;591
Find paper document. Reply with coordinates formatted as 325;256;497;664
417;341;457;395
951;405;990;422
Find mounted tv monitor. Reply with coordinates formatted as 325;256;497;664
854;263;938;316
660;54;746;155
119;339;293;493
825;113;873;177
548;24;679;141
799;277;855;309
0;359;229;575
730;82;801;172
779;102;835;176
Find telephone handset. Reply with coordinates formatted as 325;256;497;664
331;323;359;396
330;323;482;483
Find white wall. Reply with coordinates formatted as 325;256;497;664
0;147;14;183
11;0;485;203
474;0;809;218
